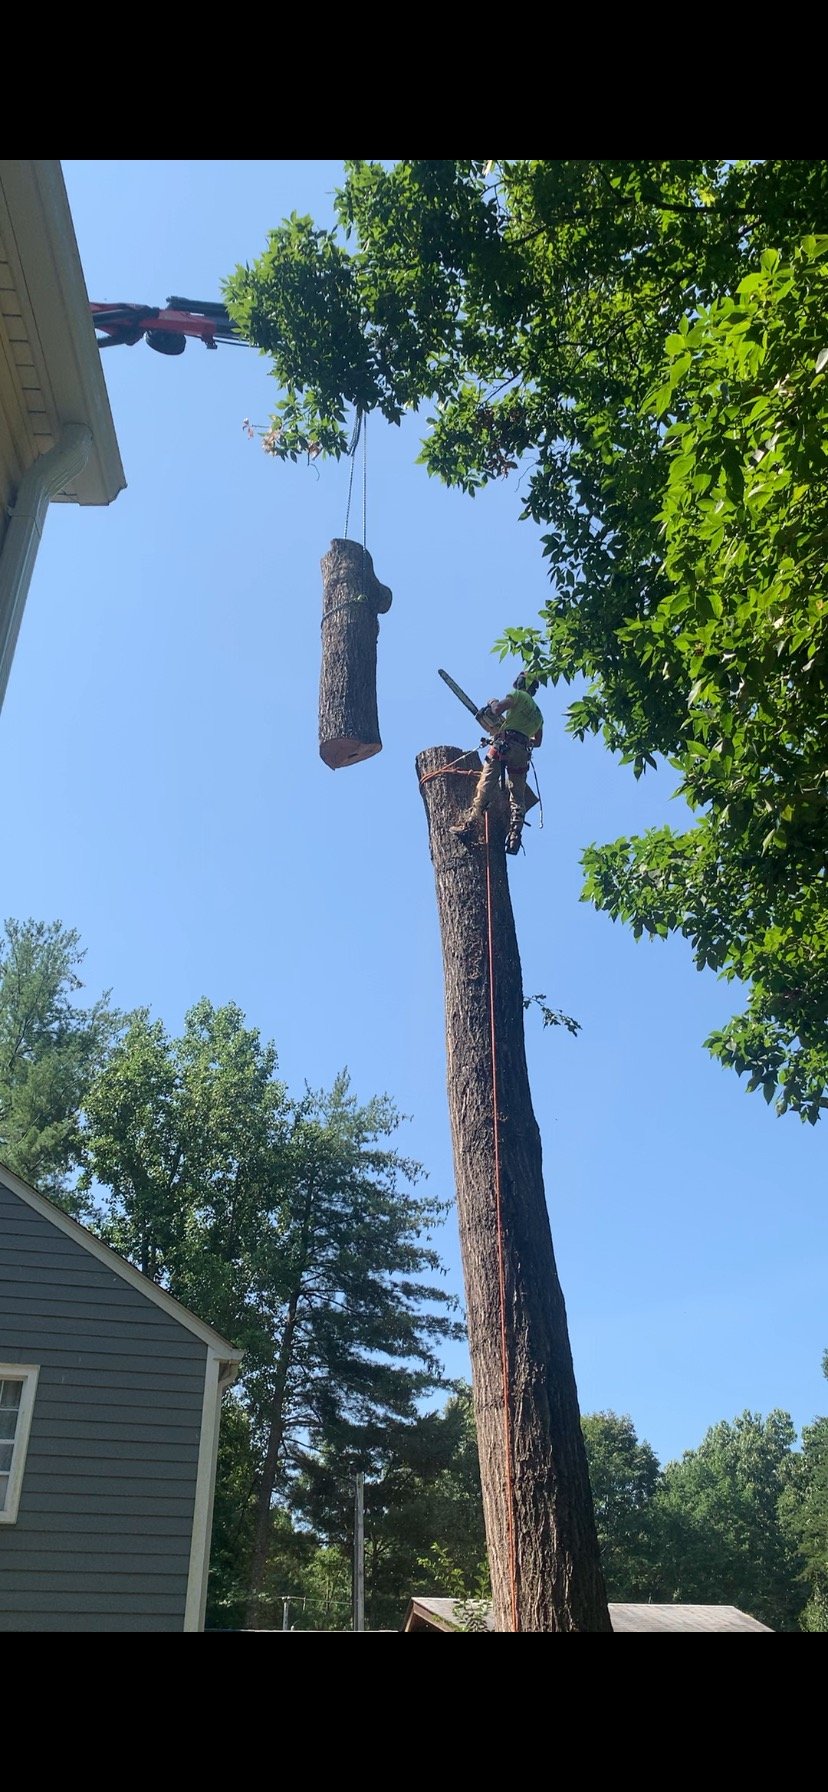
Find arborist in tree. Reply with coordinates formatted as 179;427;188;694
452;672;544;856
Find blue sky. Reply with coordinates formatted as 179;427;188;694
3;160;826;1466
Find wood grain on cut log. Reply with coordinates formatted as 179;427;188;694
319;538;392;769
416;745;611;1633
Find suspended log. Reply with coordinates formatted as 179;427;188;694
319;539;392;769
416;745;611;1632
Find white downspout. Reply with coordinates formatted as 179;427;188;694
184;1354;241;1632
0;423;92;713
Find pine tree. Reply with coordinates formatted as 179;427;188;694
82;1002;460;1625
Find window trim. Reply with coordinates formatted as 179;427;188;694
0;1365;40;1524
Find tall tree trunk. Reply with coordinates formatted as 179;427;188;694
416;746;611;1632
319;538;392;769
245;1290;301;1627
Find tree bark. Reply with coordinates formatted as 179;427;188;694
416;745;611;1632
319;538;392;769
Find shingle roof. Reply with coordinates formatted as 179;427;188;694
404;1596;773;1633
609;1603;772;1633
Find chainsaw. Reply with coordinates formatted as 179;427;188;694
438;669;501;736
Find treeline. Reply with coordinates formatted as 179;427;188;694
207;1375;828;1633
583;1400;828;1633
2;920;825;1630
0;920;459;1623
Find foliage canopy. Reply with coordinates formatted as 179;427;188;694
226;159;828;1117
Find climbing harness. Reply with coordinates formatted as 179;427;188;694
490;727;533;762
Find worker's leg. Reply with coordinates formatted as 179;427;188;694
450;750;502;838
505;765;527;852
507;766;527;826
470;751;502;818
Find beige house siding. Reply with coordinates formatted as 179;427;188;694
0;160;125;704
0;239;54;467
0;246;44;560
0;160;124;504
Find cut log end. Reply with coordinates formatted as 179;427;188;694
320;737;382;770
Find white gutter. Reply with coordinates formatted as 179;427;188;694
0;423;92;714
184;1352;242;1633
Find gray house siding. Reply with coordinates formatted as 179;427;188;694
0;1179;208;1631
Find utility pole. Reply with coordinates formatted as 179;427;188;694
353;1472;365;1632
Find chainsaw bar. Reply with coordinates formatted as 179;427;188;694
438;668;480;717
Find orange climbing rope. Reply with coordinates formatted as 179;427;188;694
484;811;520;1634
417;758;479;788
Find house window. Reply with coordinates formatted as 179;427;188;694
0;1367;39;1524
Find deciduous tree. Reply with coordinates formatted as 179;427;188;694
655;1409;805;1629
0;918;114;1199
226;159;828;1114
582;1411;661;1600
82;1002;459;1625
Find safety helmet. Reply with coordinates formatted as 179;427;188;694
513;671;539;695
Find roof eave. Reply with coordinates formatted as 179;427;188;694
0;160;125;506
0;1160;243;1361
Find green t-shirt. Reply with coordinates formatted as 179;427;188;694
501;689;543;739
